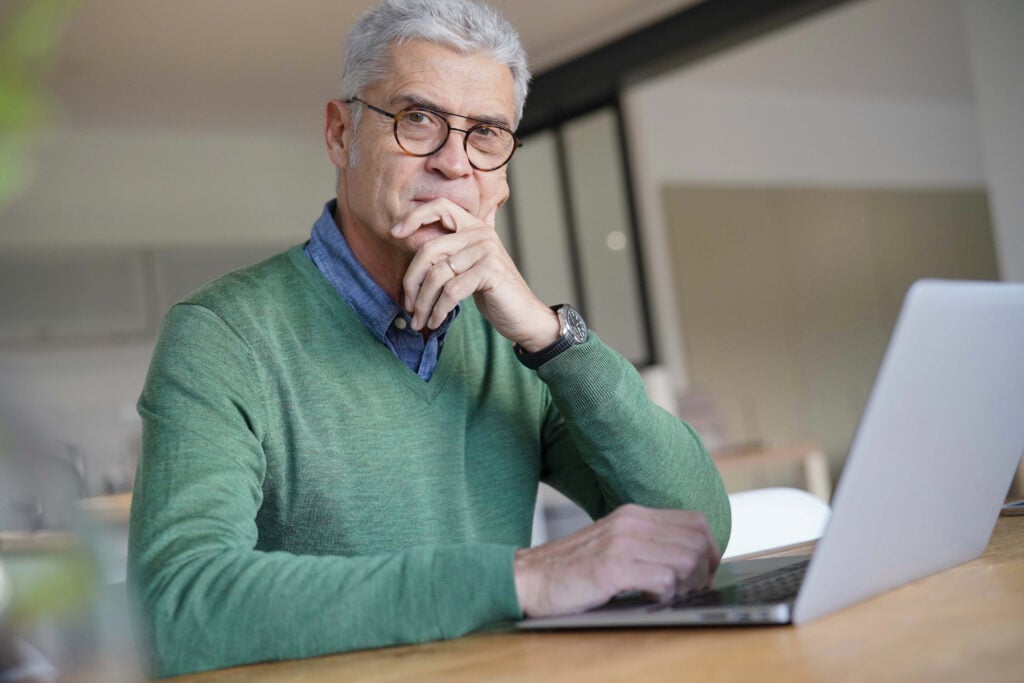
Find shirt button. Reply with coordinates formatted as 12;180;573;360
394;317;408;330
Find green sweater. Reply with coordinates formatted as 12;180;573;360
128;246;730;677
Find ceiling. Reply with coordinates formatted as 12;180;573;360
47;0;700;136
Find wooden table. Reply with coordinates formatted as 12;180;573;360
168;516;1024;683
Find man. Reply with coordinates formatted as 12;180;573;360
128;0;731;677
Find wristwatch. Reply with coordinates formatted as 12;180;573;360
514;304;588;369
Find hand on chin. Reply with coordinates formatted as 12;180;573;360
396;220;452;255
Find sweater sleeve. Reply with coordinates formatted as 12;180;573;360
536;333;732;551
127;304;520;678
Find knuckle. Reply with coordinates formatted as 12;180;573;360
441;279;462;301
659;568;676;593
421;265;447;288
686;510;709;529
611;504;643;526
675;553;697;575
647;567;674;597
607;512;636;536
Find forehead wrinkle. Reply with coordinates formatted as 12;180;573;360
390;92;513;130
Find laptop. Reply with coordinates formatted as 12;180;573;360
518;279;1024;629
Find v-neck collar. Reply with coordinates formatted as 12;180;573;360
303;201;460;381
288;245;461;404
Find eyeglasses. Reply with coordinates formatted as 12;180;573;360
347;97;522;172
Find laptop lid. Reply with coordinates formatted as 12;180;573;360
793;279;1024;623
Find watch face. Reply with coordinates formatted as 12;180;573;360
561;306;588;344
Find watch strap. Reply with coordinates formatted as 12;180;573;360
514;305;587;370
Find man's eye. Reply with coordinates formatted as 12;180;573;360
405;110;434;125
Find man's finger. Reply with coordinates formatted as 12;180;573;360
403;240;463;312
391;198;477;238
409;260;454;329
402;228;490;312
637;507;721;572
605;506;719;591
409;242;491;329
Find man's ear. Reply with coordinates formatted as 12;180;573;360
324;99;351;170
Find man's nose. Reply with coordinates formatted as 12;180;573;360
425;128;473;178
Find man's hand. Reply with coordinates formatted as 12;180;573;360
393;198;559;351
514;504;721;617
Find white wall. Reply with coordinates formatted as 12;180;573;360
1;127;332;249
963;0;1024;282
630;89;983;187
622;0;1003;387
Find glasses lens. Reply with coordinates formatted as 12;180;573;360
466;126;516;170
395;109;447;155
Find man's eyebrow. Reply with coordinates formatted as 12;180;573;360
393;94;513;129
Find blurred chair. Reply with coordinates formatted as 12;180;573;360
723;487;831;559
676;388;832;502
714;441;832;502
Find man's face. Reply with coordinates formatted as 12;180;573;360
329;40;516;266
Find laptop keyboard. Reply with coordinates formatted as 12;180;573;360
670;558;811;608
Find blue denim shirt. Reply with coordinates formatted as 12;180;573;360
304;200;458;381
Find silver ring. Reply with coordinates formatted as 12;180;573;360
445;257;459;276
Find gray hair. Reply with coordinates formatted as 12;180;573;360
340;0;531;126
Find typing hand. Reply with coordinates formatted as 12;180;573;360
513;504;721;617
393;198;559;351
